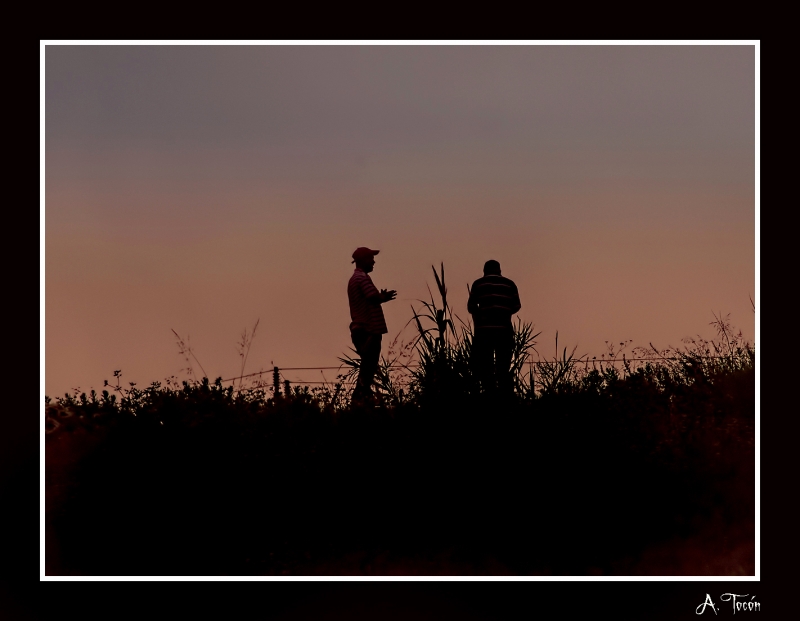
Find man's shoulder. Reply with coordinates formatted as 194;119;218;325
474;275;517;287
349;270;376;293
494;275;517;288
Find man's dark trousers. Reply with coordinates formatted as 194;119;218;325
351;329;382;401
472;327;514;393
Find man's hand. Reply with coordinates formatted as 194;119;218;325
380;289;397;302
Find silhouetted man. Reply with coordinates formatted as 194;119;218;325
348;247;397;404
468;260;521;394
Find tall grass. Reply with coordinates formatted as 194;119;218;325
45;264;755;576
333;262;757;406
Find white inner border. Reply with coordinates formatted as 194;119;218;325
40;39;760;582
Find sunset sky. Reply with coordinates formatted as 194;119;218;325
44;43;756;399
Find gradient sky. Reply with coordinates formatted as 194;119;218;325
44;44;756;398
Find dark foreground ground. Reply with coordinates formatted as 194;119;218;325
45;373;754;576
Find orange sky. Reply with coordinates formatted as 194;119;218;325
44;44;756;398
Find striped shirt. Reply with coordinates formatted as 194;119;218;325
348;268;388;334
467;274;521;330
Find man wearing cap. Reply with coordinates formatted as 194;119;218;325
468;260;521;395
348;247;397;404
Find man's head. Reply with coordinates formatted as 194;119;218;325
483;260;501;276
352;247;379;272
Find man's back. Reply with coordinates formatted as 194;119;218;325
468;274;521;330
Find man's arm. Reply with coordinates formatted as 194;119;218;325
467;281;479;315
362;278;396;304
379;289;397;303
510;282;521;314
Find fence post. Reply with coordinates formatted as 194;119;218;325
273;366;280;397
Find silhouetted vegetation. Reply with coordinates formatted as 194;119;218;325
45;267;754;576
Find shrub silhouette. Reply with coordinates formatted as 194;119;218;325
45;269;755;576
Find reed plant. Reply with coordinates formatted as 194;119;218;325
406;263;541;404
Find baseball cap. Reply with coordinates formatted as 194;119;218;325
352;247;380;263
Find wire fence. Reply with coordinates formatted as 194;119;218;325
218;354;740;388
